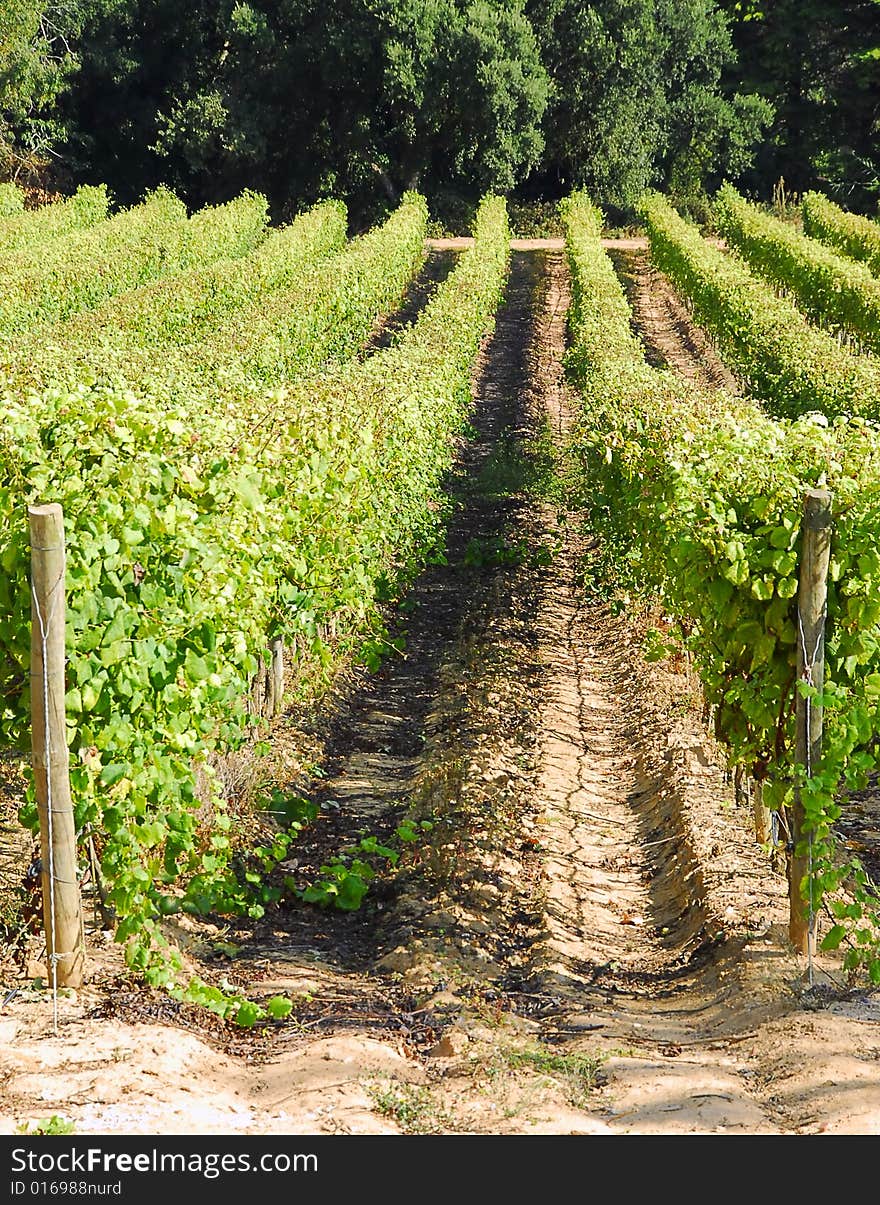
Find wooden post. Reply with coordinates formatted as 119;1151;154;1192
789;489;832;956
270;638;284;717
29;503;84;989
250;663;267;718
752;780;772;846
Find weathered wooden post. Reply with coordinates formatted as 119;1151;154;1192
250;662;267;718
29;503;84;989
789;488;832;956
752;779;772;846
269;638;284;717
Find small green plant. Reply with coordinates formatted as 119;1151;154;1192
357;632;407;672
463;536;526;568
477;439;533;496
642;626;674;663
299;830;400;911
501;1046;605;1108
17;1116;76;1136
174;977;293;1027
264;789;319;830
771;176;799;221
396;818;433;843
296;816;434;910
368;1082;448;1134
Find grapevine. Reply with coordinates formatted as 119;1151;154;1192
0;192;510;1007
562;191;880;980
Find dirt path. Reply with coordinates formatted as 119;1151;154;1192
606;242;739;391
2;246;880;1137
366;246;458;351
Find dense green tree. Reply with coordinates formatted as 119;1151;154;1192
526;0;771;209
60;0;549;220
57;0;231;203
0;1;81;175
719;0;880;209
21;0;871;223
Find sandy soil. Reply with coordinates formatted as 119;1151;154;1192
1;241;879;1137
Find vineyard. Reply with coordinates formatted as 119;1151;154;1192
1;180;880;1137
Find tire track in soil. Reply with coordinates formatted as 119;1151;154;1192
482;249;795;1133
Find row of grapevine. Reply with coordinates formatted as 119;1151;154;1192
46;199;348;362
1;192;509;1000
159;191;429;389
803;191;880;277
0;188;268;339
639;191;880;421
562;191;880;977
2;193;425;396
715;184;880;354
0;185;109;257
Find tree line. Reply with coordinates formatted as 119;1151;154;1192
1;1;878;224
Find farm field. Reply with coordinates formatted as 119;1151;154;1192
1;185;880;1136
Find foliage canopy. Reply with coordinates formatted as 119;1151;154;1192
8;1;862;217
